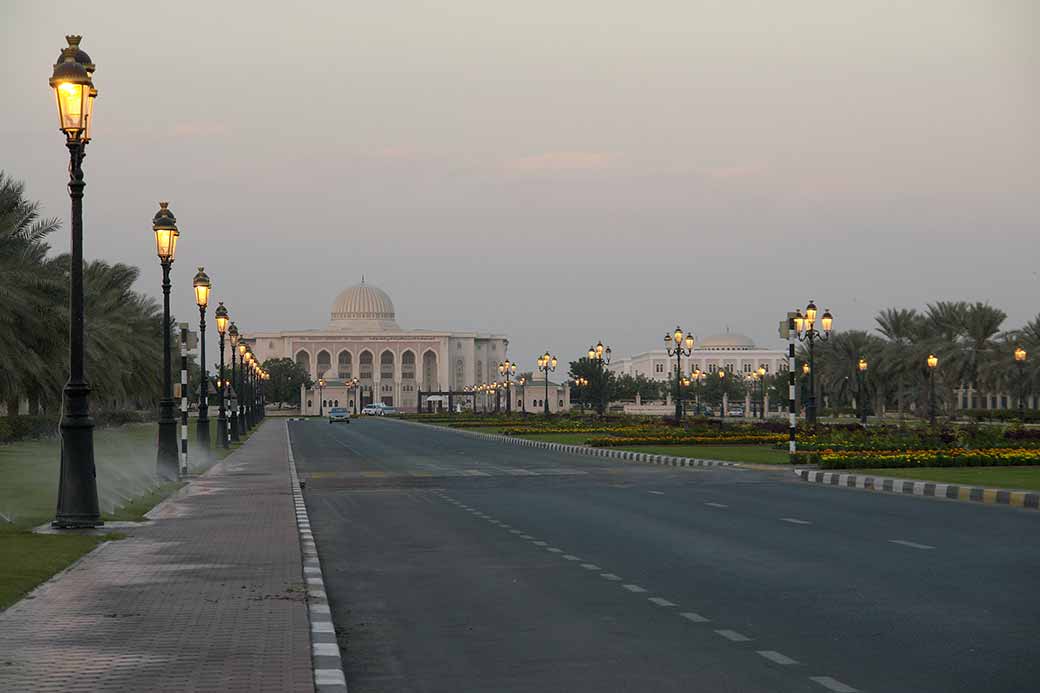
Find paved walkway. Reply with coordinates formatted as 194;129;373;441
0;421;313;693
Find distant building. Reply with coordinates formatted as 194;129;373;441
609;331;788;381
243;280;508;414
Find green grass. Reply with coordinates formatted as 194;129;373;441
0;418;239;612
614;444;790;465
848;466;1040;492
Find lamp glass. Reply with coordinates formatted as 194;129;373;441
821;311;833;333
155;228;178;262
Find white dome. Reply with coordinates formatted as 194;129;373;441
696;333;756;351
328;281;400;331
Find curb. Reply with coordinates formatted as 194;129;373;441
287;423;349;692
794;468;1040;510
388;418;741;470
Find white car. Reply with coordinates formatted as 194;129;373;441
328;407;350;423
360;403;398;416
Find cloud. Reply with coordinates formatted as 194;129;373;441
505;151;615;173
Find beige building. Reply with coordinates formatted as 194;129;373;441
243;281;508;414
609;332;788;381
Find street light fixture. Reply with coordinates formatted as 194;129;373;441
926;353;939;426
151;202;181;479
586;342;611;416
346;376;360;415
498;360;517;413
665;327;695;421
50;36;102;528
1014;347;1028;418
857;358;868;425
793;300;833;426
317;377;326;417
573;376;589;412
537;352;558;416
228;323;241;442
193;267;212;447
214;302;230;447
236;342;247;434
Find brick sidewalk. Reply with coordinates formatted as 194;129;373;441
0;421;313;692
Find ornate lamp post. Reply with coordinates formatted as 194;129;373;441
518;377;527;413
192;267;211;447
587;341;611;416
50;36;102;528
244;348;255;427
317;377;326;417
227;323;241;442
689;368;705;415
346;377;360;415
927;353;939;426
537;352;558;416
498;360;517;413
857;358;868;425
756;366;767;419
573;376;588;412
1015;347;1028;418
718;369;727;418
151;202;181;479
665;327;695;421
214;303;230;447
793;301;833;426
236;342;247;434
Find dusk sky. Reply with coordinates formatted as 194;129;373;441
3;0;1037;370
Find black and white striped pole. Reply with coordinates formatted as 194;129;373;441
784;312;797;463
179;323;189;476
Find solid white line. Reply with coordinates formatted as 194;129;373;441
780;517;812;525
601;573;623;581
679;612;710;623
809;676;859;692
622;584;647;593
580;563;601;570
757;650;798;665
648;597;676;607
714;629;751;642
889;539;935;550
705;502;729;508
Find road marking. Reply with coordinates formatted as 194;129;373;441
715;629;751;642
580;563;601;570
532;541;548;546
622;584;648;593
780;517;812;525
461;470;490;476
809;676;859;692
519;535;534;540
648;597;676;607
546;547;563;553
705;502;729;508
757;650;798;665
313;642;339;657
500;524;512;529
680;612;710;623
561;554;580;561
509;529;523;534
648;490;665;495
601;573;623;581
889;539;935;550
311;621;335;633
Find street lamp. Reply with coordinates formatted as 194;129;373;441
927;353;939;426
317;377;326;417
236;342;247;434
573;376;589;412
214;302;230;447
227;323;241;442
346;376;360;415
665;327;695;421
1015;347;1028;418
192;267;212;447
537;352;558;416
518;376;527;413
793;300;833;426
50;36;102;528
151;201;181;479
498;360;517;413
857;358;868;425
718;369;727;418
755;366;767;419
586;341;612;416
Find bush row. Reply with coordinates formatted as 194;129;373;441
811;447;1040;470
0;410;154;444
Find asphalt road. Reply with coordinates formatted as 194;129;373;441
290;418;1040;693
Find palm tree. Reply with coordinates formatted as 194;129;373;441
875;308;920;418
953;302;1006;411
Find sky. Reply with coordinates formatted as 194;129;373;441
2;0;1037;372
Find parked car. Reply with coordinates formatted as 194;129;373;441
360;403;398;416
328;407;350;423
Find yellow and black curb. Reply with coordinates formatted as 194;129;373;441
794;469;1040;510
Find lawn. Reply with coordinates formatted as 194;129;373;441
848;466;1040;492
615;444;790;465
0;418;237;611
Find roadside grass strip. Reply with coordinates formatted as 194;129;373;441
435;490;862;693
795;468;1040;510
287;424;348;692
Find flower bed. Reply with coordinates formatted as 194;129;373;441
587;434;785;448
814;447;1040;470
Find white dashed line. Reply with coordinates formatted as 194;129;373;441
601;573;623;581
509;529;523;534
809;676;859;692
532;541;548;546
889;539;935;550
622;584;648;593
715;629;751;642
519;535;534;540
648;490;665;495
561;554;580;561
705;502;729;508
648;597;676;607
546;547;563;553
680;612;710;623
580;563;601;570
757;650;798;665
780;517;812;525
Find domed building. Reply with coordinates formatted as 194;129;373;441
243;280;508;413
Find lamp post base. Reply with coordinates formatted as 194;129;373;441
230;412;240;442
218;415;229;448
196;411;210;448
53;387;102;529
157;397;180;480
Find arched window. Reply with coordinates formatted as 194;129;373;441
359;350;373;379
295;350;311;374
317;350;331;378
338;351;352;379
422;351;438;390
380;350;395;380
401;351;416;380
